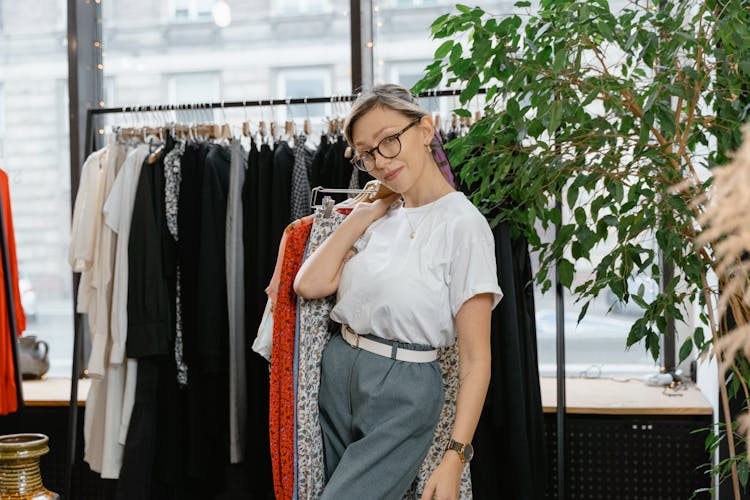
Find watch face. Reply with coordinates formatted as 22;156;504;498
463;443;474;462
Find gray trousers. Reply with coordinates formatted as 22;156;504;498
318;332;444;500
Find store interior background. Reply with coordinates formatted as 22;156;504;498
0;0;727;498
0;0;676;384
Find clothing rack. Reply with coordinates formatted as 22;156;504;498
66;86;518;499
82;89;487;161
310;186;376;208
0;188;23;412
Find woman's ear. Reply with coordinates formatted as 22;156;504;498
418;115;435;146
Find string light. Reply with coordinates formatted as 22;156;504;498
99;101;105;107
366;41;374;48
94;41;100;47
97;63;103;70
98;129;105;135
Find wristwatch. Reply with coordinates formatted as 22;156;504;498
446;439;474;463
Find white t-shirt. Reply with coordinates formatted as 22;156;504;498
103;144;148;366
69;147;106;321
330;191;503;348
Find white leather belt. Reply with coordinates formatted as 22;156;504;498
341;325;438;363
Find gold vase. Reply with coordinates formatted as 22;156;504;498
0;434;59;500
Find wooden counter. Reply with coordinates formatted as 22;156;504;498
20;376;713;416
540;376;713;415
21;377;90;407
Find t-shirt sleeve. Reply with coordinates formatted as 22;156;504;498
103;163;125;233
448;214;504;317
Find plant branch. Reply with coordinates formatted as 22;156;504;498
702;270;742;500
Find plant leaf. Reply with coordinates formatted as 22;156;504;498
739;460;749;488
558;259;575;288
435;40;454;59
679;337;693;364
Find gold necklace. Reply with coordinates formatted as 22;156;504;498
403;199;440;239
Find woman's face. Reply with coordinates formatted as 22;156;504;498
350;105;432;194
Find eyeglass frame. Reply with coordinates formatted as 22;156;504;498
350;117;423;172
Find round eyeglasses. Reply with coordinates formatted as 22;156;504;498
350;117;421;172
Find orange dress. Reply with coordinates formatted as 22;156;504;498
0;168;26;415
269;219;312;500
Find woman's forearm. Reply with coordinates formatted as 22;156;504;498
450;294;493;448
293;209;374;299
451;353;491;446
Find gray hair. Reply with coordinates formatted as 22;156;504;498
344;83;427;147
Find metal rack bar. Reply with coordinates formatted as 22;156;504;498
87;88;486;116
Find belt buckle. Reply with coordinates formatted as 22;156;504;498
346;326;359;349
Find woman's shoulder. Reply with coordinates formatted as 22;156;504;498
440;192;494;243
441;192;488;223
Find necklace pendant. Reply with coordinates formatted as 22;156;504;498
409;232;415;239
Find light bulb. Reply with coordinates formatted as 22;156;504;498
212;1;232;28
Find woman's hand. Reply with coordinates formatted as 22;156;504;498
293;192;401;299
420;452;463;500
350;192;401;224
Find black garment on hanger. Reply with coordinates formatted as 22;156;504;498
310;134;353;195
117;143;183;500
174;141;231;495
357;168;375;190
329;135;350;189
256;143;275;289
270;140;294;249
242;140;274;499
177;143;209;367
126;151;172;359
189;144;232;486
470;223;547;499
309;134;330;190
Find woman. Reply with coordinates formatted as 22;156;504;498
294;84;502;500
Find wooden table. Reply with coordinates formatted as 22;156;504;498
540;376;713;415
21;377;90;407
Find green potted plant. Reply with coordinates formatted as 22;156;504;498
413;0;750;496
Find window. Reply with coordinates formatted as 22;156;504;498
372;1;498;86
388;63;439;112
380;0;440;8
102;0;351;120
0;84;5;159
168;72;221;121
171;0;214;22
273;0;331;16
534;224;661;378
276;68;331;119
0;2;72;378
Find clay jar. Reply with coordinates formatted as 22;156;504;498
18;337;50;380
0;434;59;500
